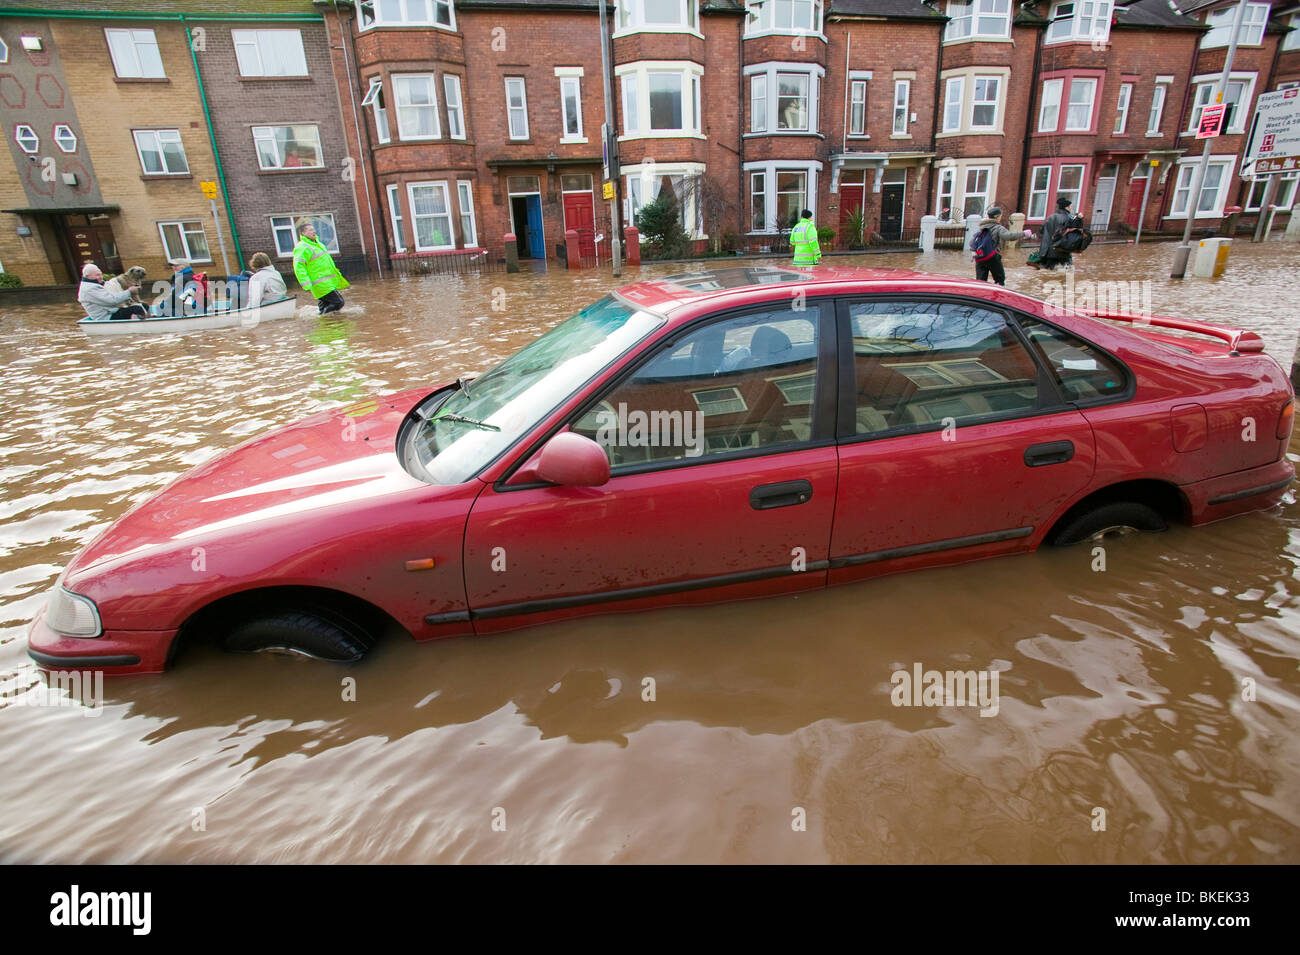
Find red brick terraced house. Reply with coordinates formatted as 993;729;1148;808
1021;0;1206;236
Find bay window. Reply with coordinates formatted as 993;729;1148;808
358;0;455;31
745;63;821;135
944;0;1012;41
387;183;406;253
393;74;440;140
971;77;999;129
939;69;1008;135
624;162;705;237
1065;77;1096;130
936;167;956;218
1038;78;1063;132
1201;2;1269;49
1045;0;1113;45
1024;161;1088;220
361;78;390;144
619;62;704;137
942;76;964;132
745;160;818;233
934;160;999;218
444;75;466;140
616;0;699;33
745;0;823;35
1036;73;1101;133
1027;166;1052;219
407;181;455;250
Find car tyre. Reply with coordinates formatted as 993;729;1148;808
221;609;374;662
1050;501;1166;546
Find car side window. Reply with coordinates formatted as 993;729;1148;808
1016;316;1127;402
848;300;1040;435
571;307;820;467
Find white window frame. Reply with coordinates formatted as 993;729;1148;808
1113;82;1132;135
933;158;1000;218
615;0;701;36
1286;14;1300;52
1202;2;1269;49
1064;77;1097;131
1045;0;1113;46
1055;163;1086;211
943;0;1012;42
1027;165;1052;219
505;76;529;140
618;61;706;139
936;167;956;218
444;74;466;140
744;0;824;38
970;76;1000;130
0;37;7;64
157;220;212;263
1187;72;1257;136
962;165;993;217
52;124;76;153
557;68;586;143
270;213;339;258
14;124;38;153
892;79;911;137
393;73;441;141
133;128;189;174
386;183;406;253
361;77;391;144
231;29;307;77
1038;78;1064;132
251;124;324;170
1169;156;1237;219
939;68;1008;135
750;74;767;133
358;0;456;32
624;161;707;238
742;159;819;235
848;76;868;137
1245;172;1299;211
942;75;964;132
1147;78;1170;136
457;180;478;247
407;180;456;251
105;28;165;79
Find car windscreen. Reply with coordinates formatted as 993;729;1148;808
403;295;664;485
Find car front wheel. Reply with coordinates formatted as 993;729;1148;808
1049;501;1167;546
221;609;374;662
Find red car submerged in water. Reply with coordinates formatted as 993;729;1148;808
30;267;1294;674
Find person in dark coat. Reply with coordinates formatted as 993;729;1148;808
1033;197;1076;270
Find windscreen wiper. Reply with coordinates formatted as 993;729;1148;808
435;412;500;432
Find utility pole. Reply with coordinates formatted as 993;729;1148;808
598;0;622;277
1172;0;1249;278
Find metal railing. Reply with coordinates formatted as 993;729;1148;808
386;250;505;276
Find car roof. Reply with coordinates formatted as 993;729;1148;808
614;265;1047;320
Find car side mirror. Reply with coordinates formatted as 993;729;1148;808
535;432;610;487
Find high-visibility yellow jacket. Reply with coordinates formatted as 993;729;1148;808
292;236;350;299
791;219;822;266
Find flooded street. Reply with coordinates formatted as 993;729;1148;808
2;241;1300;863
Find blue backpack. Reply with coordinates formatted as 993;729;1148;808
971;227;998;262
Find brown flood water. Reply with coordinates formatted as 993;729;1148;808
2;241;1299;863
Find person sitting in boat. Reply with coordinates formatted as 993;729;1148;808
77;263;147;321
154;258;205;317
246;252;287;305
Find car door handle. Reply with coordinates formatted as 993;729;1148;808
750;480;814;510
1024;440;1075;467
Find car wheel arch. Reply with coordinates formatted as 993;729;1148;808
172;585;409;663
1044;479;1189;546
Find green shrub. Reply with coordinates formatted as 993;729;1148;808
817;226;836;248
0;272;23;289
634;192;691;260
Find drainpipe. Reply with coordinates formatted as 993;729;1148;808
333;0;384;276
739;15;746;238
928;18;944;215
181;13;244;269
842;29;850;154
1015;20;1045;215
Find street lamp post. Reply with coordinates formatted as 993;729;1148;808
1171;0;1249;279
598;0;622;277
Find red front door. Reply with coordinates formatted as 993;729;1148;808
563;192;597;261
1124;175;1148;230
839;185;865;244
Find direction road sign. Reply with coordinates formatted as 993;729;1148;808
1242;87;1300;178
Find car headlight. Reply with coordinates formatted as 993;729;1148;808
45;587;103;638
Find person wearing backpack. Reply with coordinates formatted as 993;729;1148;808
971;206;1014;286
1032;196;1077;270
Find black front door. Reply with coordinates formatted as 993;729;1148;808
880;183;905;240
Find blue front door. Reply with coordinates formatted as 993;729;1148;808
525;196;544;258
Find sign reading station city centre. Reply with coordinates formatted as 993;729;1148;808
1242;88;1300;178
